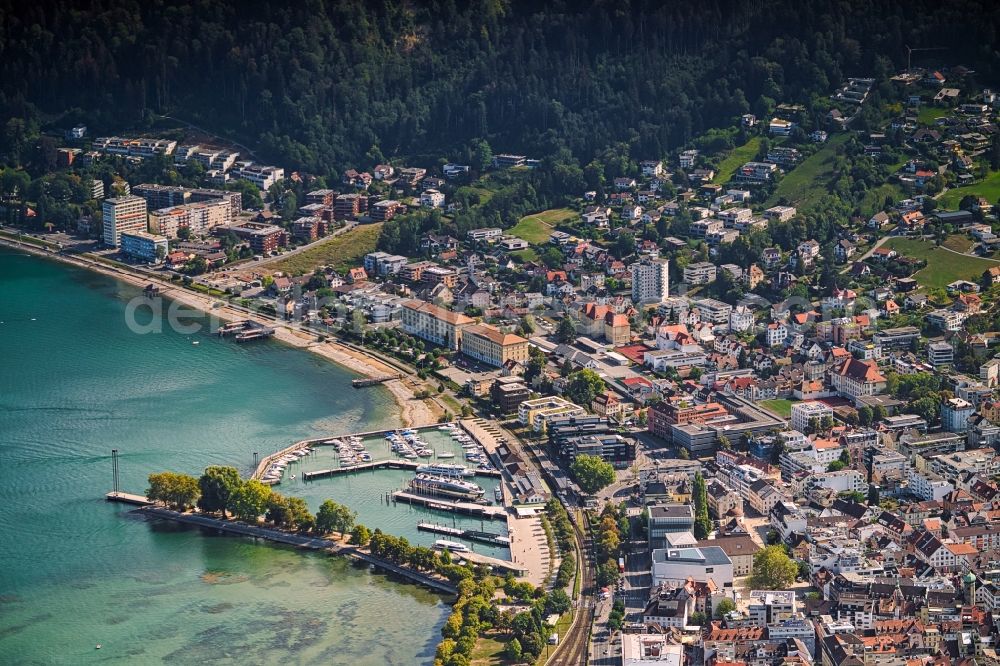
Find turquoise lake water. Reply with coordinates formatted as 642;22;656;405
0;248;450;664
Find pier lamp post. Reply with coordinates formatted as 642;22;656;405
253;452;259;468
111;449;119;495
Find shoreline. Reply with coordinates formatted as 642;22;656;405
0;238;439;427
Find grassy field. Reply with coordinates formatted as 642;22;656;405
470;632;506;666
766;133;850;206
510;247;539;263
266;223;382;275
917;106;950;125
942;235;974;253
760;399;798;418
713;137;762;184
860;183;906;217
510;208;576;244
884;236;1000;289
937;170;1000;209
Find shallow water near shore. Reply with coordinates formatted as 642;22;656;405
0;248;449;664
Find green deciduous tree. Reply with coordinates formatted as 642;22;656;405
748;545;798;590
146;471;201;510
570;454;615;494
229;479;272;523
316;499;356;535
714;598;737;618
564;368;606;407
197;466;243;516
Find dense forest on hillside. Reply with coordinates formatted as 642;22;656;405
2;0;1000;175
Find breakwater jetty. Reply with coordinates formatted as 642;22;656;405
352;374;403;388
106;496;459;595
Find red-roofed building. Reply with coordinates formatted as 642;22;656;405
831;357;887;402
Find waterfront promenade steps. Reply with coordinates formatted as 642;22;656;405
351;374;403;388
391;491;507;520
130;504;459;595
417;522;511;546
105;491;153;506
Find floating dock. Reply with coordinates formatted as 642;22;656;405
218;320;275;342
417;522;511;546
392;491;506;520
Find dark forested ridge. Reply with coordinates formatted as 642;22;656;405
2;0;1000;174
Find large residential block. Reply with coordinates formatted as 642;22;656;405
400;300;473;350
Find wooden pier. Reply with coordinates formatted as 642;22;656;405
218;320;275;342
392;491;507;520
105;491;153;506
303;459;421;480
351;374;403;388
417;522;511;546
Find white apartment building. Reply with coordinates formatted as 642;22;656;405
790;401;833;433
729;305;754;332
236;164;284;190
102;195;148;247
766;323;788;347
631;258;670;304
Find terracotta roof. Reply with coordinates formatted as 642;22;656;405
464;323;527;347
835;357;886;383
402;299;474;326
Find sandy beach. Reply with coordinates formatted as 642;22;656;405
1;239;441;427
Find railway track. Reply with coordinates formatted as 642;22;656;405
548;510;594;665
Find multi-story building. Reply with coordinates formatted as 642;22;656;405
102;195;148;247
683;261;717;285
363;251;408;277
147;199;232;238
460;324;529;368
831;358;887;402
133;184;242;218
370;199;404;221
420;189;446;208
631;258;670;303
790;401;833;433
467;227;503;243
491;377;530;414
873;326;921;350
693;298;732;324
928;341;954;366
236;164;284;190
732;161;778;184
227;223;285;254
648;503;695;550
334;193;365;219
651;546;733;590
941;398;976;433
93;136;177;158
763;206;797;223
119;231;168;262
400;300;473;350
729;305;754;332
518;396;586;432
926;308;966;332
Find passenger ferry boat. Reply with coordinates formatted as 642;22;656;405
432;539;470;553
409;474;485;501
416;463;474;478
